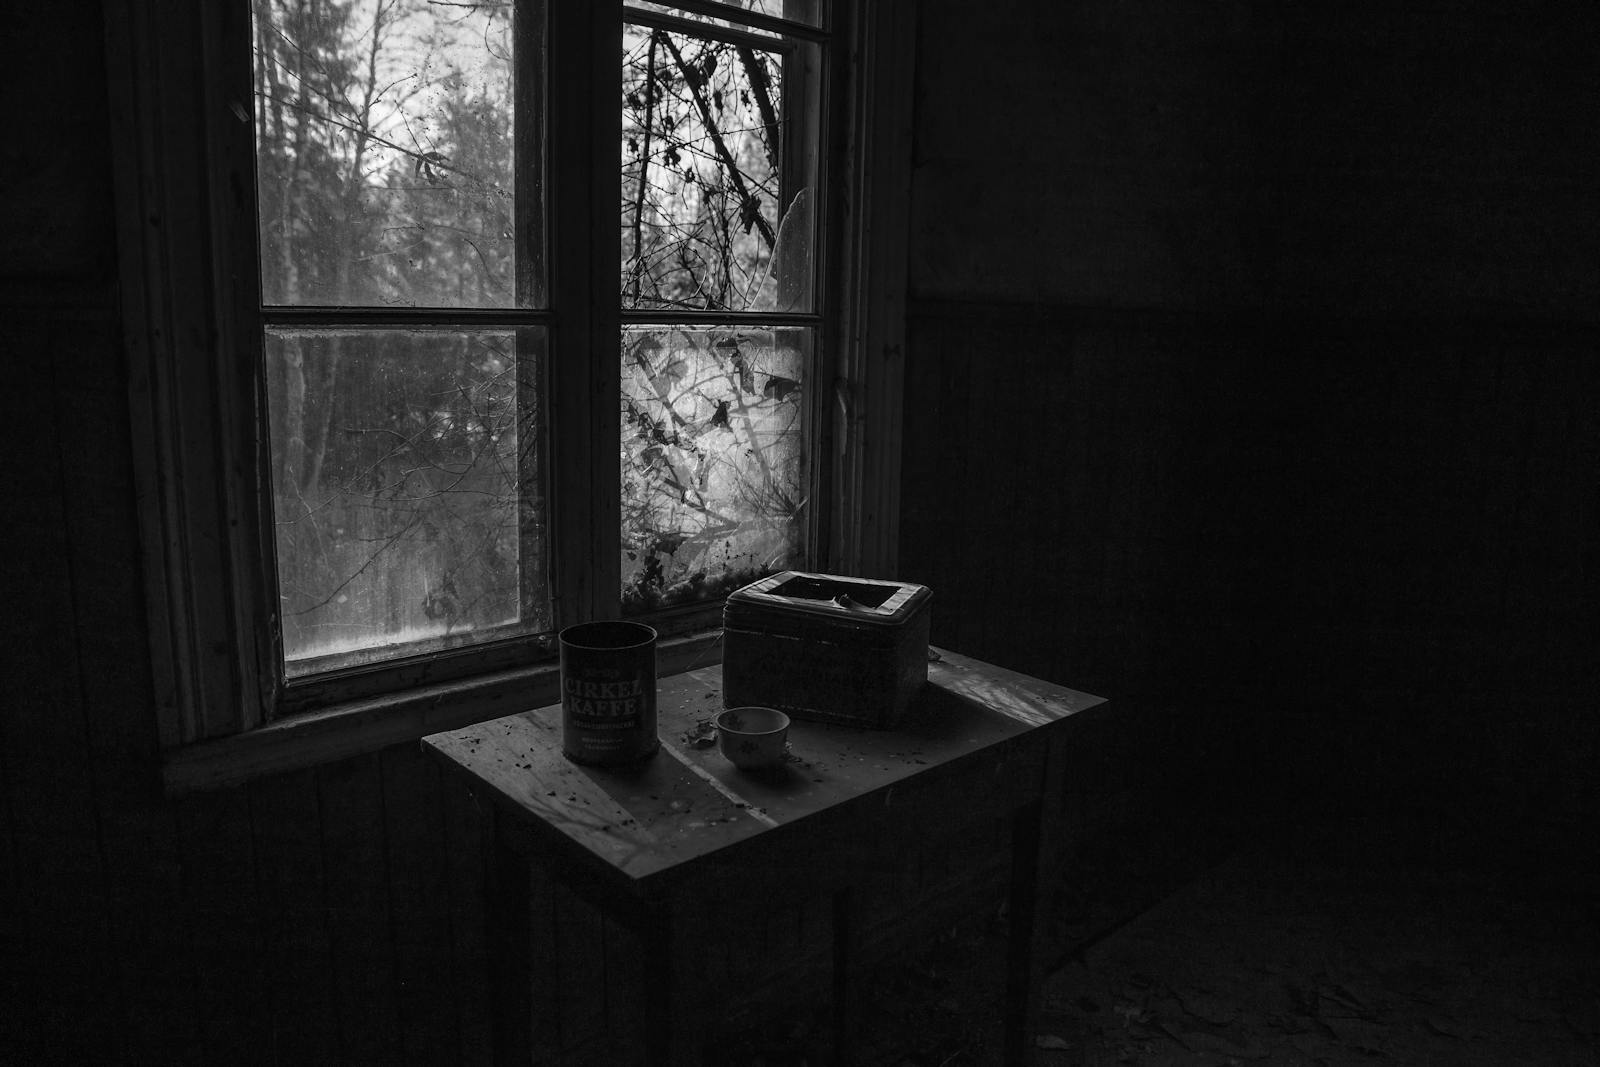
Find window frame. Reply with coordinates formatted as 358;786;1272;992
106;0;914;793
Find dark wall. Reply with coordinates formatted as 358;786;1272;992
900;0;1599;858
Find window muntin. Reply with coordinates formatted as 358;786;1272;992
627;1;824;36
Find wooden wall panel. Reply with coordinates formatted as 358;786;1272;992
0;322;119;1061
900;302;1600;845
176;785;273;1062
248;766;341;1064
441;776;495;1066
379;743;464;1066
0;715;14;900
317;752;403;1064
100;783;204;1066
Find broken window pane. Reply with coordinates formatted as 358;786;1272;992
252;0;528;308
621;326;808;613
621;23;814;311
266;328;548;674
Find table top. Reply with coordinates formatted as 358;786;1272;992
422;648;1105;894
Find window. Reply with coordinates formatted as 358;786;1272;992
107;0;914;791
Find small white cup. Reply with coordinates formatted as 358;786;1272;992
715;706;790;770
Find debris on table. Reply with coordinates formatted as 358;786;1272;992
681;718;718;748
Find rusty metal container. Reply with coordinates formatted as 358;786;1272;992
722;572;932;729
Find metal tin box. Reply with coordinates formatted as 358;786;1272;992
722;571;932;729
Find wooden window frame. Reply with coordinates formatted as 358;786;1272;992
105;0;914;794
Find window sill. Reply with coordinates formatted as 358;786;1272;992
161;629;725;795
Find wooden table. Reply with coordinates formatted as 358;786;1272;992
423;648;1106;1066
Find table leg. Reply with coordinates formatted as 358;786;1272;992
1005;799;1045;1067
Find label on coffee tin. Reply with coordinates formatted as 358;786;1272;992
565;674;647;724
563;667;657;763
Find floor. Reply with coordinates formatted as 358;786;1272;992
1029;836;1600;1067
715;815;1600;1066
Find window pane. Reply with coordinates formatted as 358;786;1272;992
267;328;548;675
252;0;532;308
621;25;815;312
621;325;808;613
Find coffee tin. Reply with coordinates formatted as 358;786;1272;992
559;620;659;766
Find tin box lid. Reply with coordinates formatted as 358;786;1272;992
724;571;931;627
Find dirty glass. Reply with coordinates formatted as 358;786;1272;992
252;0;529;308
621;326;808;612
266;329;547;674
621;22;815;312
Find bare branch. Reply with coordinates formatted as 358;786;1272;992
659;33;776;250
